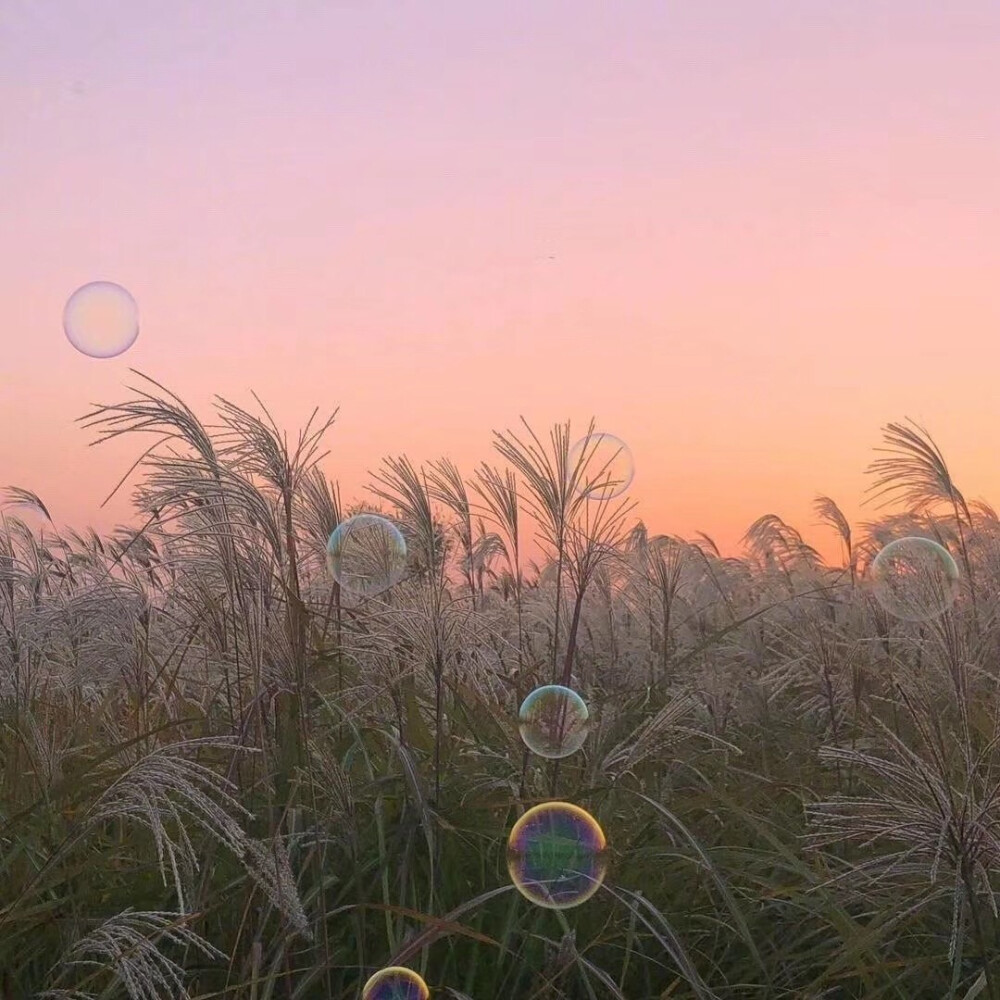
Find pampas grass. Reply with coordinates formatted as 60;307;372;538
3;373;1000;997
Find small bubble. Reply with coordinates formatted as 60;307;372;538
326;514;407;598
63;281;139;358
518;685;590;759
569;432;634;501
507;801;608;909
870;536;960;622
361;966;429;1000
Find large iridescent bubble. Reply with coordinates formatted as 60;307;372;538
63;281;139;358
361;966;429;1000
507;801;608;909
326;514;407;598
870;536;960;622
518;684;590;759
569;432;634;501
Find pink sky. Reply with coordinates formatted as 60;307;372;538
2;1;1000;565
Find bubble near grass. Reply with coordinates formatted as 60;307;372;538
326;514;407;597
871;536;960;622
361;966;429;1000
507;801;608;909
63;281;139;358
569;432;634;501
518;684;590;759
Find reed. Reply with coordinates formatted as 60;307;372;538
1;378;998;998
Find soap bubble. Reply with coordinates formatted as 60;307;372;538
507;801;608;909
361;966;429;1000
569;432;634;501
518;684;590;759
871;536;960;622
63;280;139;358
326;514;407;597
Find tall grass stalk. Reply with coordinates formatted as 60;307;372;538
2;382;997;997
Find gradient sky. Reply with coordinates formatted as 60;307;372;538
2;1;1000;564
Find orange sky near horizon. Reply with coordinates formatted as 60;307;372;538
2;2;1000;568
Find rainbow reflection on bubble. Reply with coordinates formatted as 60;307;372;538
870;536;960;622
518;685;590;759
326;514;407;598
507;801;608;909
63;280;139;359
569;432;634;501
360;966;429;1000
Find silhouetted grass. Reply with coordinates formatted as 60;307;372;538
2;372;999;998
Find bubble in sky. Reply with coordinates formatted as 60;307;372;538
518;684;590;759
63;280;139;358
326;514;407;597
870;536;960;622
507;801;608;909
361;966;429;1000
569;432;634;501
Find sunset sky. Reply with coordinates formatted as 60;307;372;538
2;1;999;565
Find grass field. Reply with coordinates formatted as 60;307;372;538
3;373;999;999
